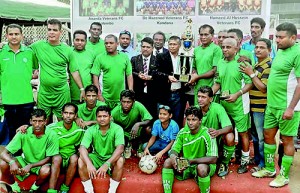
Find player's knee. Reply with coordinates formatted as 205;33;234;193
225;132;235;146
163;158;173;169
197;164;209;177
39;165;51;177
69;154;79;165
115;156;125;169
52;155;62;166
78;157;86;169
0;159;9;170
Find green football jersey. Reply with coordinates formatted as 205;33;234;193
91;52;132;103
6;126;59;164
111;101;153;132
267;44;300;110
30;40;78;93
0;44;38;104
172;126;218;160
80;122;125;160
48;121;85;159
86;39;106;56
70;48;95;101
216;59;252;116
236;49;255;67
77;100;107;121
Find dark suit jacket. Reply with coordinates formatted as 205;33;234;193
131;54;157;99
162;47;169;54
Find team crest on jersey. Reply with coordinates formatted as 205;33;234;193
23;58;28;63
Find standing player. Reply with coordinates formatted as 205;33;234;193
252;23;300;188
78;105;125;193
70;30;96;104
212;38;253;174
86;22;106;55
47;103;85;193
30;19;85;122
162;106;218;193
92;34;133;109
0;24;38;141
189;24;223;105
0;109;59;192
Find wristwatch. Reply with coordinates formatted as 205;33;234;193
250;73;256;78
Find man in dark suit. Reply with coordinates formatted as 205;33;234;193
153;36;185;127
153;31;169;56
131;37;157;118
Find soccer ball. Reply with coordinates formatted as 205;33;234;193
139;155;158;174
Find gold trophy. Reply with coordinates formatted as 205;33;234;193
175;19;194;82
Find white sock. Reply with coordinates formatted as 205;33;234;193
82;179;94;193
108;178;120;193
242;150;250;157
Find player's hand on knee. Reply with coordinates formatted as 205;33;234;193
96;165;108;179
87;164;97;179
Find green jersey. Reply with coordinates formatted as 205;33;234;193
81;122;125;160
172;126;218;160
202;102;232;130
48;121;85;159
193;43;222;88
6;126;59;164
236;49;255;67
86;39;106;56
267;44;300;110
70;48;95;101
216;59;252;116
0;44;38;105
91;52;132;103
111;101;153;132
77;101;107;121
30;40;78;93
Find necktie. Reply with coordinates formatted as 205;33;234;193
155;49;159;56
143;58;148;87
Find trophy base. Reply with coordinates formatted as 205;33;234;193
174;74;190;83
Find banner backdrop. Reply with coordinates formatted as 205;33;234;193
72;0;271;47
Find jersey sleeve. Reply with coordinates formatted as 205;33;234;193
205;132;218;157
242;66;253;84
151;120;160;137
139;103;153;121
125;56;132;76
260;66;271;85
215;60;222;84
114;126;125;147
80;127;93;149
90;55;101;76
212;46;222;67
170;121;179;140
294;52;300;77
5;132;22;154
69;50;79;73
31;51;39;70
45;131;59;157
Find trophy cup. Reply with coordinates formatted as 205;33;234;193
174;18;194;82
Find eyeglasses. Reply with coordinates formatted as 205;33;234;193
120;30;131;37
159;105;171;110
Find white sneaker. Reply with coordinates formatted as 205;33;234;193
269;175;289;188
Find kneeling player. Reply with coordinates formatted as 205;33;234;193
162;106;218;193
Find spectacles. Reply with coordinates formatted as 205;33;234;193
159;105;171;110
120;30;131;37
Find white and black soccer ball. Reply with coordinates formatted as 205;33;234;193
139;155;158;174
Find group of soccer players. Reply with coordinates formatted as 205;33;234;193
0;16;300;193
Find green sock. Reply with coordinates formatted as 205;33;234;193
222;145;235;165
60;183;70;192
30;182;39;191
264;143;276;172
47;189;58;193
197;176;210;193
162;168;174;193
280;155;293;179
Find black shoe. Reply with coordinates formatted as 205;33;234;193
218;163;229;177
237;164;248;174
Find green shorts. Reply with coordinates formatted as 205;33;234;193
88;153;111;175
37;91;71;118
230;113;250;133
62;157;70;169
175;164;216;181
264;106;300;136
15;156;50;181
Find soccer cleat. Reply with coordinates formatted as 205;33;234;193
252;168;276;178
269;175;289;188
218;163;229;177
237;164;248;174
10;183;21;193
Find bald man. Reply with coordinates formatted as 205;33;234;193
212;38;253;174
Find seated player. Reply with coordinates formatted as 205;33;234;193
78;105;125;193
111;90;153;157
76;85;106;129
197;86;234;177
47;103;85;193
162;106;218;193
143;105;179;162
0;109;59;192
